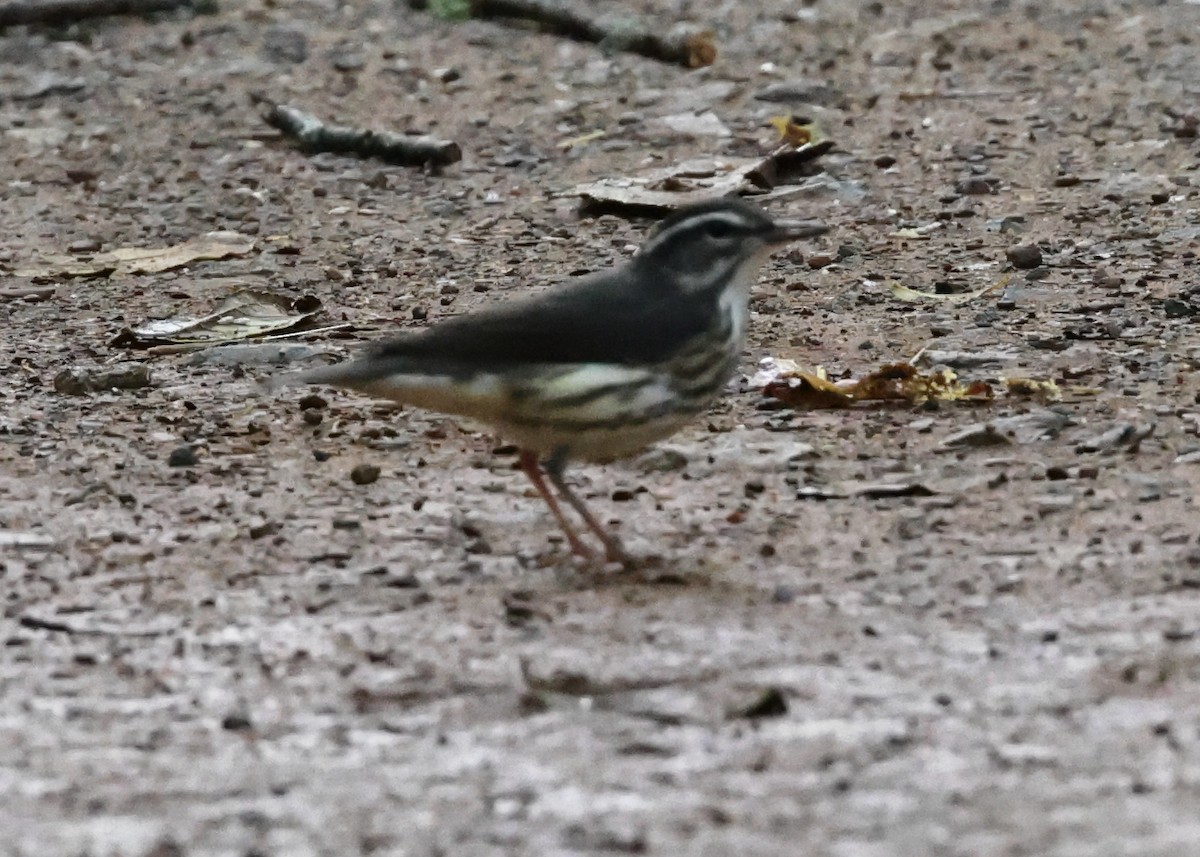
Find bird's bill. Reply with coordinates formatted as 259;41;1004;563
767;219;829;243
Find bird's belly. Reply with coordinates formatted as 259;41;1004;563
498;411;695;462
354;360;726;461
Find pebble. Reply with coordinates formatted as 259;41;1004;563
636;447;688;473
68;237;102;253
168;446;199;468
955;177;997;195
1006;244;1043;269
807;254;834;269
54;363;152;395
874;154;897;168
350;463;381;485
753;82;844;106
186;343;324;368
262;26;308;64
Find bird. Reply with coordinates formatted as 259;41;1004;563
279;197;827;565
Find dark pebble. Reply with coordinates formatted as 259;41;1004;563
221;713;253;731
807;254;834;269
733;687;789;719
350;463;381;485
298;394;328;410
873;154;897;168
771;584;796;603
313;449;331;462
262;26;308;64
168;446;199;468
955;177;997;195
1006;244;1043;269
1150;191;1171;205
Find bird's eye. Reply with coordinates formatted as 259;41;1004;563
705;221;734;240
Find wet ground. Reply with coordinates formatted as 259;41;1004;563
2;0;1199;854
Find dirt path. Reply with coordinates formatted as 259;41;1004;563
2;1;1199;854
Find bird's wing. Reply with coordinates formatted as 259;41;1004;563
363;269;712;372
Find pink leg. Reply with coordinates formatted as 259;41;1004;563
518;450;593;559
545;461;632;567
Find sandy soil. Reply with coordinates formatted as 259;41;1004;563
2;1;1199;855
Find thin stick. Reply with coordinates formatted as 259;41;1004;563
0;0;199;27
255;97;462;169
409;0;716;68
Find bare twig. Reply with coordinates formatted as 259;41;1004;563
0;286;56;301
0;0;203;27
409;0;716;68
19;613;172;637
255;96;462;169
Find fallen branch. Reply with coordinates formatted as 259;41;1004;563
0;0;204;27
255;97;462;169
0;286;56;301
409;0;716;68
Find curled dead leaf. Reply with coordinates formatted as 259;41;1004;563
113;290;323;348
754;358;994;410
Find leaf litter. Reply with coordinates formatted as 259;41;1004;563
112;290;324;348
15;232;256;279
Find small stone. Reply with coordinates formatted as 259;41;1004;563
873;154;897;168
350;463;381;485
248;521;280;539
807;254;834;269
433;67;461;83
637;447;688;473
54;363;152;395
262;26;308;64
955;177;997;195
771;584;796;603
753;82;844;106
1006;244;1043;269
68;237;102;253
298;393;328;410
301;409;323;426
221;713;253;731
1150;191;1171;205
168;446;200;468
732;686;788;719
382;570;420;588
329;46;365;72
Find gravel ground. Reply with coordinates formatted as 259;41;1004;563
2;1;1199;855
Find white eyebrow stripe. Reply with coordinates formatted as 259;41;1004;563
640;210;754;254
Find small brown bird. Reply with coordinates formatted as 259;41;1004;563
283;198;826;564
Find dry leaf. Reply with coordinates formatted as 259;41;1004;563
1004;377;1062;402
754;358;993;410
16;232;256;280
113;290;323;348
557;129;606;149
767;114;818;146
888;223;944;239
888;275;1008;305
573;140;834;215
